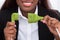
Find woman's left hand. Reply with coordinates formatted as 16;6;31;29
41;15;60;40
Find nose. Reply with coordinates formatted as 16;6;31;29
22;0;33;2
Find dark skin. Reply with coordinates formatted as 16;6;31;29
4;0;60;40
16;0;37;18
20;7;36;18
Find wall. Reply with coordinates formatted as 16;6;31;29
0;0;5;9
49;0;60;12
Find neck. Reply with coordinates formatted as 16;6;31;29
20;7;36;18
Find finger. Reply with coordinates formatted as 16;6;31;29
4;26;17;34
46;18;59;36
7;26;16;30
7;27;17;34
10;33;16;39
6;30;16;40
8;30;16;34
55;22;60;31
42;15;50;24
47;18;51;26
4;26;16;35
50;26;58;35
6;22;15;27
47;17;54;26
6;34;16;40
49;18;59;27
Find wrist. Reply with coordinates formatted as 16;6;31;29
5;37;11;40
54;35;60;40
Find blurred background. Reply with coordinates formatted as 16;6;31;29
0;0;60;12
0;0;5;9
49;0;60;12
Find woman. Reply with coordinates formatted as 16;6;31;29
0;0;60;40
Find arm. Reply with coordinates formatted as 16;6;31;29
41;10;60;40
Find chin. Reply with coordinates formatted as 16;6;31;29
22;8;33;12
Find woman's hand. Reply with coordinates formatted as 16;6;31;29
4;22;17;40
41;15;60;40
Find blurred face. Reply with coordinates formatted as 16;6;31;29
16;0;38;12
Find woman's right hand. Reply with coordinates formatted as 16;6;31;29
4;22;17;40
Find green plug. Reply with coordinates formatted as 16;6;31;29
28;13;44;23
11;13;19;22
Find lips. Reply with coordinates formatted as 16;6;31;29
23;2;32;7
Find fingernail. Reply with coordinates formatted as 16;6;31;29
14;25;16;27
42;20;46;23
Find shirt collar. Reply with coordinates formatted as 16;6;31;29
18;6;38;20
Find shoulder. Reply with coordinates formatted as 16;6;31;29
39;8;60;20
0;9;12;16
48;9;60;17
0;9;12;21
0;9;18;18
0;8;18;15
0;9;17;24
0;10;12;26
46;9;60;21
48;9;60;14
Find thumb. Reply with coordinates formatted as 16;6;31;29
41;20;46;24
